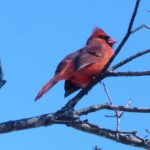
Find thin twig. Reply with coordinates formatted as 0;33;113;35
119;100;132;118
102;83;121;133
146;129;150;135
76;104;150;116
112;49;150;70
106;71;150;77
104;114;117;118
102;82;113;104
102;83;132;134
131;24;150;33
116;100;132;136
116;112;121;133
93;146;102;150
104;100;132;118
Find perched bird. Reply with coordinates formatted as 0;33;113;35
35;27;116;101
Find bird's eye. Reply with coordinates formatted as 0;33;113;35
100;36;105;39
99;35;109;40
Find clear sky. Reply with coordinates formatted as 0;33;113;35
0;0;150;149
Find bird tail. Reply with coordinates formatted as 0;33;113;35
35;77;58;101
64;80;80;97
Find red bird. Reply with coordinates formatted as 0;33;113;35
35;27;116;101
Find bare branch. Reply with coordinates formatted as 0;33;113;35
0;113;75;134
112;49;150;70
102;83;121;133
71;121;150;149
127;0;141;33
118;100;133;118
116;100;132;136
102;82;113;104
1;103;150;135
93;146;102;150
106;71;150;77
146;129;150;135
104;114;117;118
104;100;132;118
0;112;149;149
76;104;150;116
131;24;150;33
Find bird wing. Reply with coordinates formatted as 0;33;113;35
55;50;80;75
74;45;105;71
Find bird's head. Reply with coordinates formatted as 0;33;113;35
86;27;117;47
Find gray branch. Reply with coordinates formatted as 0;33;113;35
75;104;150;116
106;71;150;77
0;112;149;149
71;121;150;149
1;103;149;134
131;24;150;33
112;49;150;71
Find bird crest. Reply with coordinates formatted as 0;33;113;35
92;27;109;37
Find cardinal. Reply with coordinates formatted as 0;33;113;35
35;27;116;101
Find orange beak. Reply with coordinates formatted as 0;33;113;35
108;38;117;45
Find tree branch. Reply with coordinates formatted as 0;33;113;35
70;121;150;149
131;24;150;33
75;104;150;116
1;103;150;134
102;83;121;134
106;71;150;77
93;146;102;150
0;113;73;134
112;49;150;70
0;112;150;149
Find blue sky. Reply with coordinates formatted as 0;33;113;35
0;0;150;149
